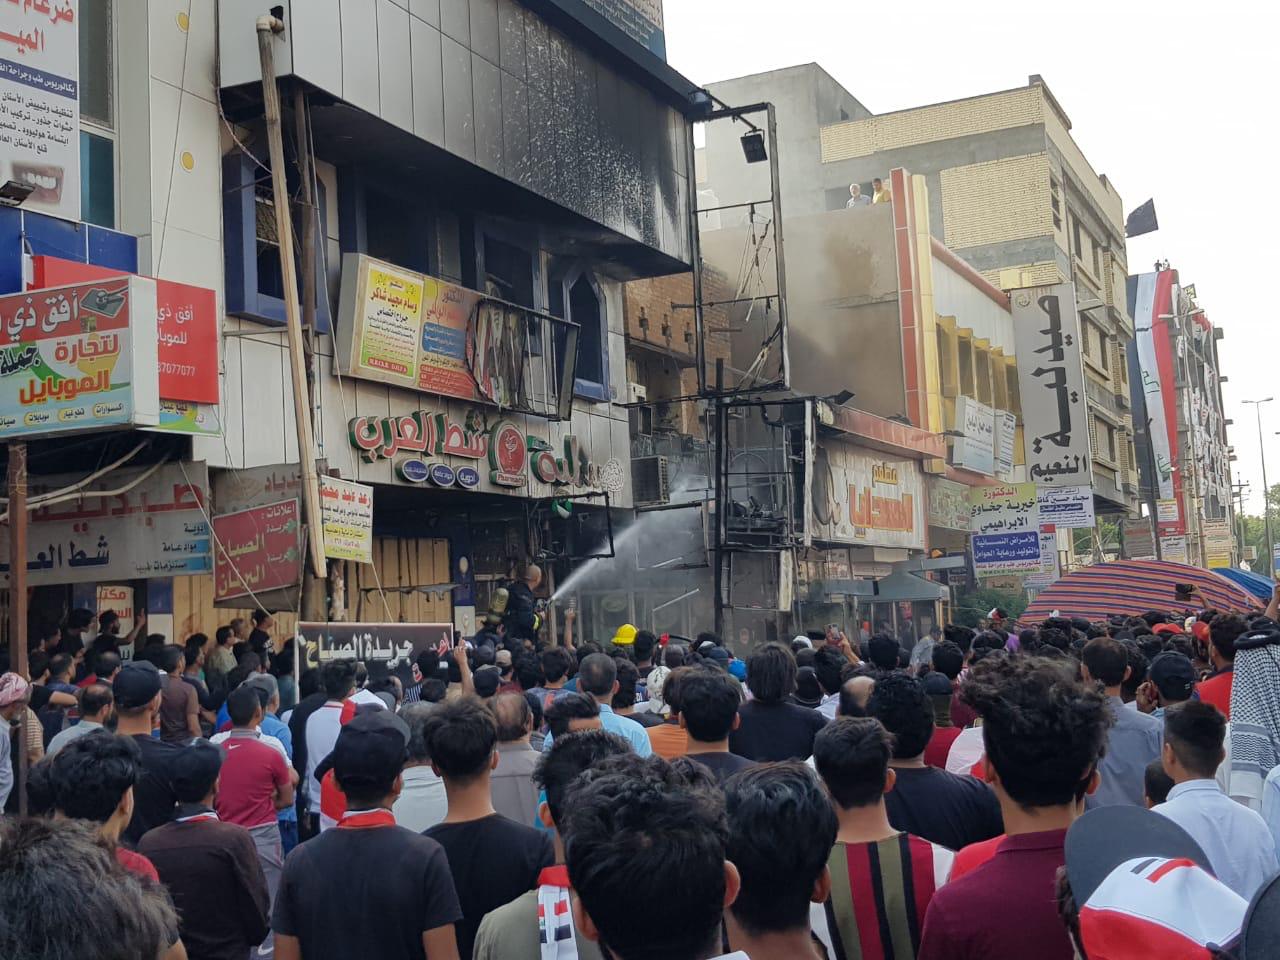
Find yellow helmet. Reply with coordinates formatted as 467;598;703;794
611;623;638;647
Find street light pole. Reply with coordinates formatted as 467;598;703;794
1244;398;1274;576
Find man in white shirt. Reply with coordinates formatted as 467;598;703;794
304;660;357;820
393;702;448;832
46;683;113;757
1152;700;1279;900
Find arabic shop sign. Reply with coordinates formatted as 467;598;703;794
319;476;373;565
0;461;212;586
1011;282;1094;487
812;445;925;550
350;407;609;492
970;483;1043;577
951;395;995;475
0;277;161;439
1035;484;1095;530
297;621;454;682
0;0;80;222
212;499;302;602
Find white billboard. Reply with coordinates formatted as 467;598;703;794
1011;282;1094;487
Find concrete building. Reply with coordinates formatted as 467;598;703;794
702;67;1140;518
0;0;701;648
1127;269;1234;567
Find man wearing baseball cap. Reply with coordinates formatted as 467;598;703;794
114;660;186;844
271;710;462;960
1058;805;1250;958
1151;701;1278;900
1140;652;1198;720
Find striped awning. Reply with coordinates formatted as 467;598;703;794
1212;566;1275;602
1021;560;1261;623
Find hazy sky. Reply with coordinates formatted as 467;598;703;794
665;0;1279;513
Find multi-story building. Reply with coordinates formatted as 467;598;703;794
1127;268;1234;566
0;0;701;648
704;67;1140;519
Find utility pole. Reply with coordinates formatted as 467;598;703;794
7;441;27;814
1244;398;1274;577
256;16;327;580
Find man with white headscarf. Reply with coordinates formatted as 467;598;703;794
0;672;32;808
1228;623;1280;810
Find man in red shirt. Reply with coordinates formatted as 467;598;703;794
216;686;294;960
917;656;1111;960
922;671;963;769
1196;613;1245;718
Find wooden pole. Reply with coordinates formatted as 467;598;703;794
8;441;28;814
256;17;326;577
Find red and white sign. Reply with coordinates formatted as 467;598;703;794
29;256;220;404
212;499;302;602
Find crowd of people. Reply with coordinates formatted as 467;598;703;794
3;582;1280;959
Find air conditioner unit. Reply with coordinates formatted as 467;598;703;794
628;381;647;403
632;456;670;506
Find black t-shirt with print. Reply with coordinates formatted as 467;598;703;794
424;814;554;959
272;824;461;960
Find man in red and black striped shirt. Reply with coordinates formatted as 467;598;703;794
812;717;953;960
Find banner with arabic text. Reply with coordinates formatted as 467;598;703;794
320;476;373;564
213;499;301;602
1036;484;1095;530
0;462;211;586
970;483;1042;576
0;0;79;221
1011;283;1093;486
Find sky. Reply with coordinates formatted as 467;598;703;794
663;0;1280;513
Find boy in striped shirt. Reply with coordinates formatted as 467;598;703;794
812;718;954;960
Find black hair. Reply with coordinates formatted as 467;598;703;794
215;625;234;646
48;732;141;823
235;650;262;673
664;644;687;669
633;631;657;662
612;658;640;710
540;647;573;684
491;691;533;740
0;817;178;960
1144;758;1175;806
544;692;600;738
183;637;205;668
812;646;845;697
1164;700;1227;779
48;653;73;679
158;644;184;674
962;656;1110;808
695;631;721;649
252;609;271;626
745;643;797;704
577;653;617;698
837;676;871;718
1208;614;1246;663
678;667;742;743
1039;627;1071;653
79;683;113;719
724;762;837;936
28;650;49;680
563;755;728;960
1119;642;1148;701
515;654;543;691
173;740;223;803
794;648;816;670
1141;610;1169;627
534;729;632;825
321;659;358;700
66;608;96;630
423;695;498;781
419;678;447;703
867;633;900;670
26;757;55;816
944;624;975;654
867;673;932;759
297;668;320;700
813;717;895;808
931;640;964;680
1082;637;1129;687
969;631;1006;664
226;685;261;727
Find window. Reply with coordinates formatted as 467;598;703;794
957;337;974;397
1095;326;1108;371
1005;363;1021;415
1103;421;1117;463
550;264;609;402
78;0;116;227
1072;218;1082;258
1050;177;1062;230
1091;239;1102;278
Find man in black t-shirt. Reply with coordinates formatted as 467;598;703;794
868;673;1003;851
423;696;554;958
114;661;185;845
729;643;828;762
679;667;755;784
272;710;462;960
